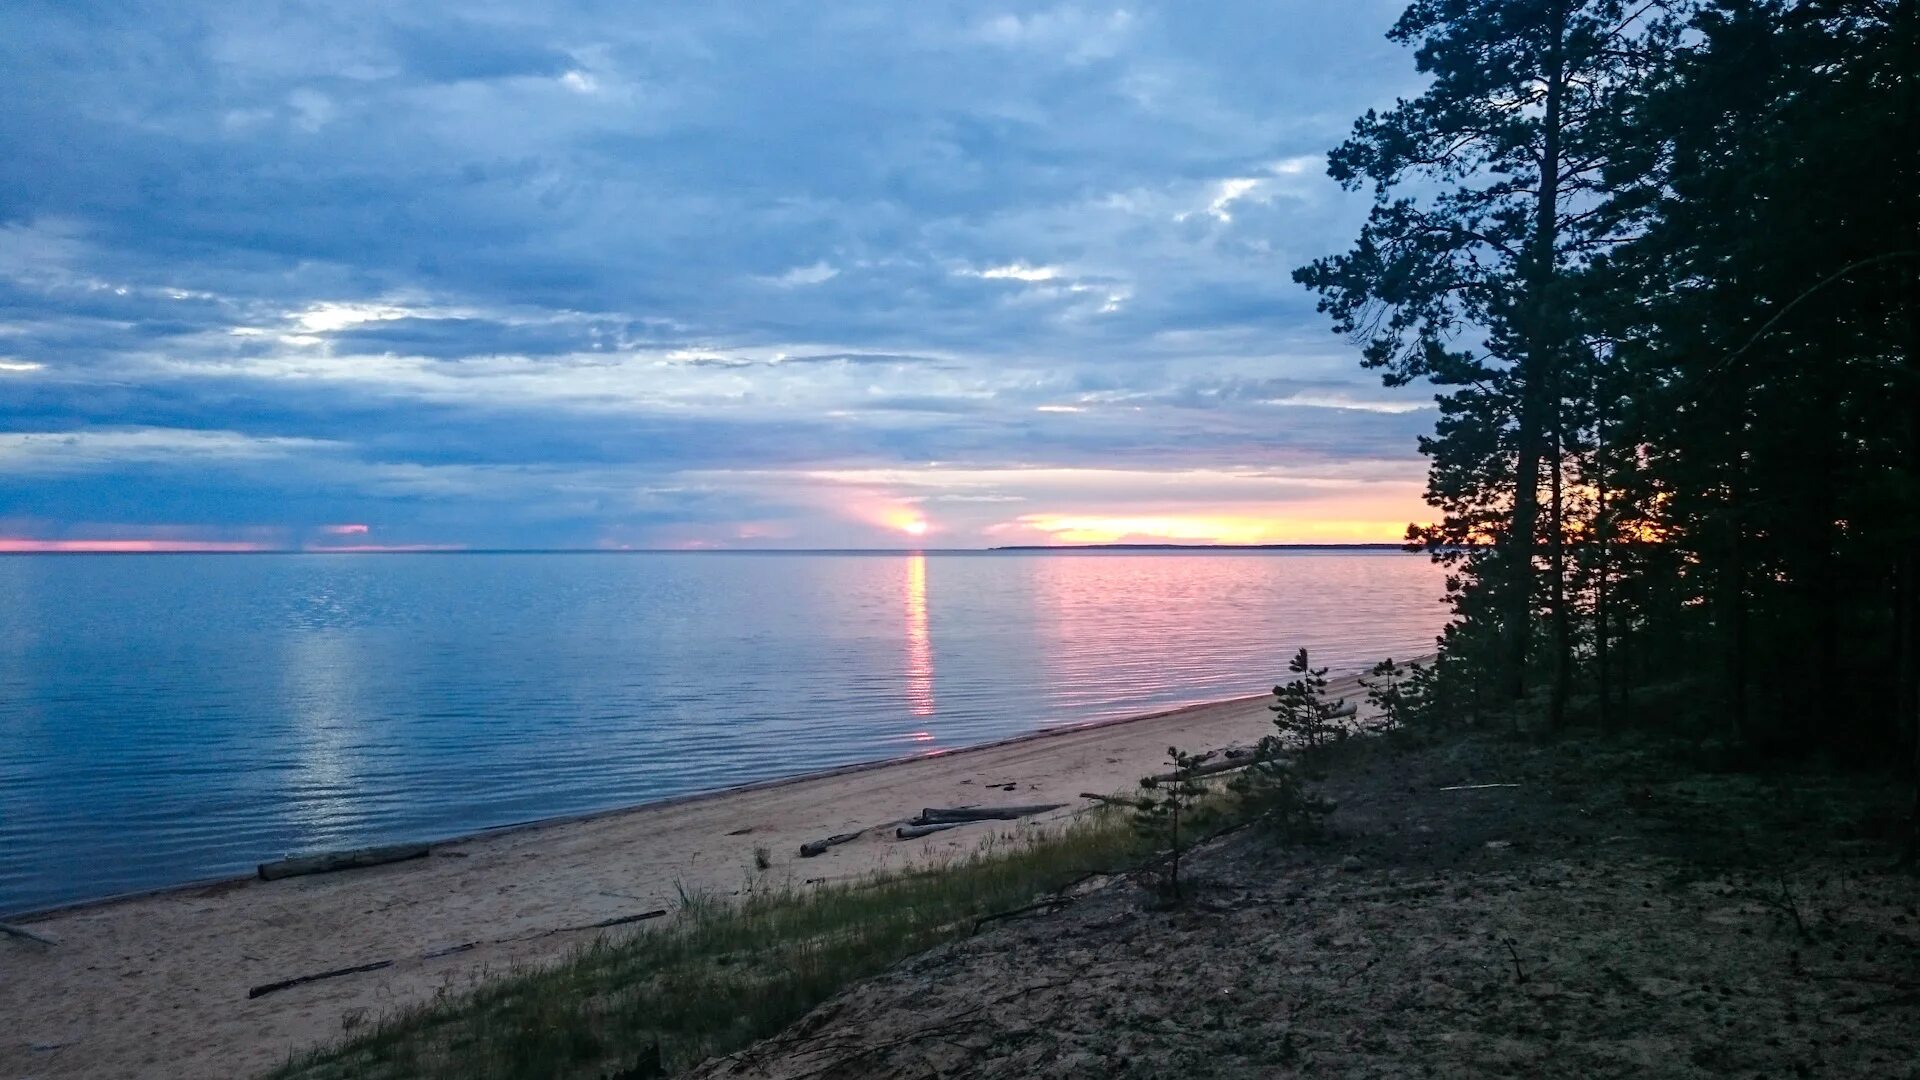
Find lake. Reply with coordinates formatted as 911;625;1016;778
0;550;1444;914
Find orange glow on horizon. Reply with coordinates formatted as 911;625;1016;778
999;513;1414;546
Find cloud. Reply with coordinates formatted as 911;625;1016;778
762;262;840;288
0;0;1431;548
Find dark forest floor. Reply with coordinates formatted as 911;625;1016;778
690;727;1920;1079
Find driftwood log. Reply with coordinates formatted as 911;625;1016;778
244;906;673;999
535;909;669;937
1079;791;1149;809
895;822;966;839
1145;755;1287;784
910;804;1065;826
798;830;864;858
0;921;57;947
258;843;431;881
248;959;394;999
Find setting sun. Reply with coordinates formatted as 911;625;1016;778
899;520;928;537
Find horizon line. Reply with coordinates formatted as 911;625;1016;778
0;542;1422;556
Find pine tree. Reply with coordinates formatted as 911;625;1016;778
1133;746;1208;901
1270;648;1348;753
1295;0;1687;716
1362;657;1427;733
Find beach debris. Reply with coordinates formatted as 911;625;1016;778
1145;754;1279;784
248;959;395;999
257;842;432;881
246;908;673;998
1439;783;1522;792
0;920;59;947
910;804;1066;826
726;827;755;836
798;830;865;858
528;909;668;939
1079;792;1153;810
896;822;966;839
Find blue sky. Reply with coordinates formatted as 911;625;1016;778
0;1;1436;550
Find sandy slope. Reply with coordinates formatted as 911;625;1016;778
691;729;1920;1080
0;675;1370;1080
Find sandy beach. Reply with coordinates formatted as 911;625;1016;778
0;675;1373;1080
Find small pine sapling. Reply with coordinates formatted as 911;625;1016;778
1270;647;1348;753
1229;740;1336;840
1134;746;1208;901
1361;657;1424;733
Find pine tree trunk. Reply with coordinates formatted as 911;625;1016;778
1595;401;1613;734
1898;0;1920;865
1549;398;1572;731
1726;424;1750;747
1508;2;1571;709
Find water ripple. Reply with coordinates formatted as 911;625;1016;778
0;551;1444;913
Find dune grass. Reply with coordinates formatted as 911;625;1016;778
270;807;1176;1080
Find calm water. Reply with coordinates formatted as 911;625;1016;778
0;551;1443;914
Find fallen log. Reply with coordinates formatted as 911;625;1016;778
248;959;394;999
0;921;58;947
258;843;431;882
538;909;670;937
911;803;1066;826
798;830;864;858
1438;782;1520;792
896;822;966;839
1145;755;1290;784
1079;792;1151;810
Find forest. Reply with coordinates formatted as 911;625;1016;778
1296;0;1919;812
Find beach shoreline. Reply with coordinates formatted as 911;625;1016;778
5;689;1271;924
0;670;1380;1080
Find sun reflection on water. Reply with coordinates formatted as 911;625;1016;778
904;553;935;719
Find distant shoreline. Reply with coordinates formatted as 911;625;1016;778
0;544;1422;556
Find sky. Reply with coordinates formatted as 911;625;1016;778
0;1;1437;551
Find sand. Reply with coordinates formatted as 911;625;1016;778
689;727;1920;1080
0;677;1369;1080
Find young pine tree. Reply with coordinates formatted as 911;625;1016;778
1361;657;1428;733
1270;648;1348;753
1133;746;1208;902
1229;746;1336;841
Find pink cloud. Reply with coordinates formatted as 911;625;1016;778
299;543;467;553
0;538;273;553
320;523;370;535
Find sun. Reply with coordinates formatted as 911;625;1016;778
900;520;928;537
